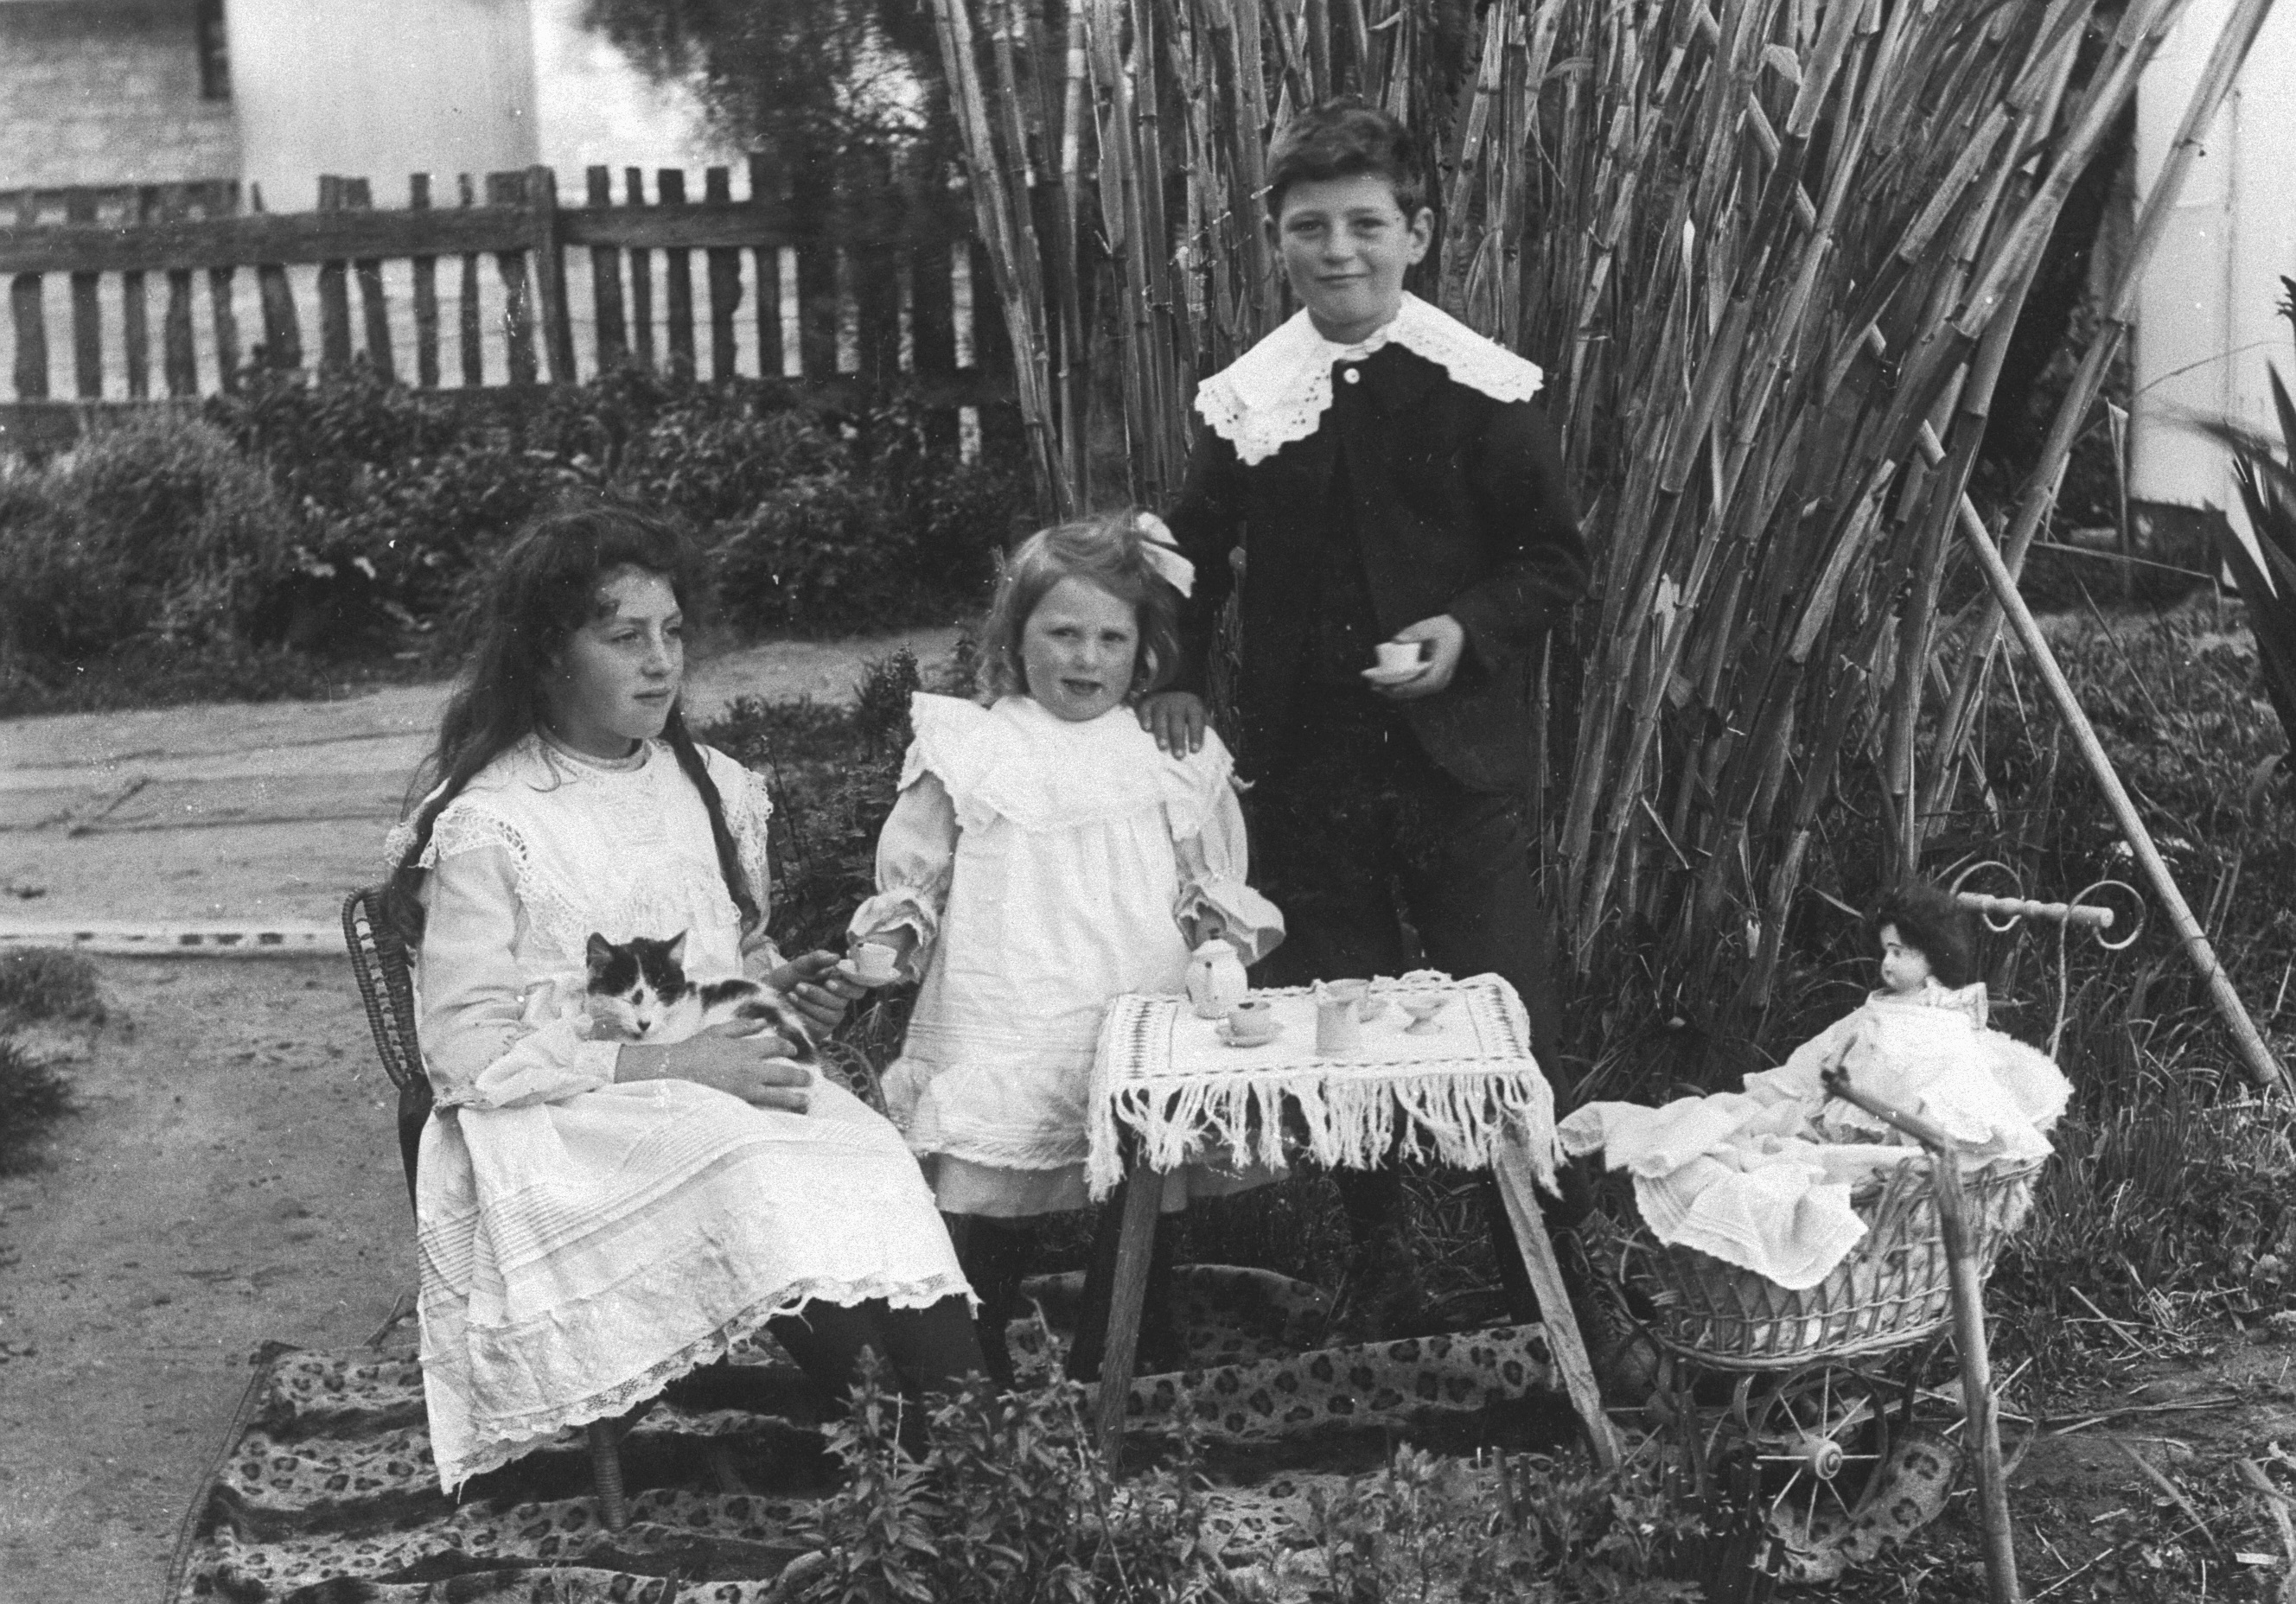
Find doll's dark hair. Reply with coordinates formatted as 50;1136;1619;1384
1265;99;1426;221
1871;882;1979;989
382;497;757;945
978;510;1185;703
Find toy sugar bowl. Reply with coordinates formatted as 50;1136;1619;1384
1185;937;1250;1020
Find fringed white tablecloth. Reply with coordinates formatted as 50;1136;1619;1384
1086;971;1560;1200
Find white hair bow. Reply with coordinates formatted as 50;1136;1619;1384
1133;512;1195;597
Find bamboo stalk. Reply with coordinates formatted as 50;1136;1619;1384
1929;0;2279;802
1823;1071;2021;1604
1950;456;2285;1091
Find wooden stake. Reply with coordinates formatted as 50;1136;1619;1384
1825;1072;2020;1604
1950;451;2286;1092
1493;1137;1623;1470
1089;1159;1165;1462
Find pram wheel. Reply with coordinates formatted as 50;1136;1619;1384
1733;1363;1898;1555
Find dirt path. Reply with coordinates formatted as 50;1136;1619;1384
0;627;960;927
0;958;408;1603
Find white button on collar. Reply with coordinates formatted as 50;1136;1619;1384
1342;366;1361;384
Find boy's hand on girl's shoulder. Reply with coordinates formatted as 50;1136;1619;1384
1375;614;1466;700
1138;691;1209;755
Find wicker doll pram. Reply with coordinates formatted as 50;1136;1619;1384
1589;1153;2041;1371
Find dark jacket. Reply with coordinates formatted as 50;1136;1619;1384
1164;340;1589;792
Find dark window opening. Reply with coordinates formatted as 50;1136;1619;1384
197;0;231;101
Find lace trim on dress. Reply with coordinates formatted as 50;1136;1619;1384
720;760;776;912
904;693;1232;837
1193;292;1545;466
1866;980;1989;1029
432;1268;975;1490
419;797;739;965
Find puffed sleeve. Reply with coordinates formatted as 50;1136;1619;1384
1170;748;1285;964
416;842;622;1109
846;770;958;983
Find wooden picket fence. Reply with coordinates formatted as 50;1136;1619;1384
0;158;1013;447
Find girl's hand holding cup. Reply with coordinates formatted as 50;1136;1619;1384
843;929;914;988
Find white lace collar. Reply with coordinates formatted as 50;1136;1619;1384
1192;293;1544;466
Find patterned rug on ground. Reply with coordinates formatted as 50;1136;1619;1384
170;1265;1578;1603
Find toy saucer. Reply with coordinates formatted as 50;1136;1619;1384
1360;660;1432;689
1216;1019;1283;1049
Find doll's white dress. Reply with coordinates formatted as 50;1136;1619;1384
850;694;1285;1217
390;735;968;1492
1744;979;2070;1158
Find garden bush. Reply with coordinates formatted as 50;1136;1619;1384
0;410;296;672
0;368;1027;713
209;365;1026;652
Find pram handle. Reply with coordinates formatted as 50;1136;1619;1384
1953;890;2113;931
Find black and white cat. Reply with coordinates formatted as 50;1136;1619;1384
583;931;816;1058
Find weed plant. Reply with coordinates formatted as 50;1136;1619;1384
793;1351;1237;1603
0;949;99;1173
1298;1445;1706;1603
0;948;105;1030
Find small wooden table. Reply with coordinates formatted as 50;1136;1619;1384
1081;973;1622;1467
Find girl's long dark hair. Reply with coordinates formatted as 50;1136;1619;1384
382;499;759;946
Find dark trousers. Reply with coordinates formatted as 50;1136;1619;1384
1248;692;1560;1317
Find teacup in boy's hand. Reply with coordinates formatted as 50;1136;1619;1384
1363;614;1466;700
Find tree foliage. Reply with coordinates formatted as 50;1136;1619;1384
580;0;952;169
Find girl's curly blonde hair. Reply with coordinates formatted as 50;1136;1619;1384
978;509;1187;703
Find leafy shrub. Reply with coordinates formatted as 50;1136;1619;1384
792;1353;1238;1603
0;1040;73;1175
2192;277;2296;762
209;366;1024;652
0;411;295;666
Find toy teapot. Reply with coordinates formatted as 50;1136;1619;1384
1185;937;1249;1020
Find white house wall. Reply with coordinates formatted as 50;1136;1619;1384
227;0;540;212
2131;0;2296;538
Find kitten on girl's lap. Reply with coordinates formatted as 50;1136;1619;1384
583;931;815;1057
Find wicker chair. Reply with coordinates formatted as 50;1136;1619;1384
339;886;635;1531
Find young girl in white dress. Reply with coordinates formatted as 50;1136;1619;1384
847;510;1285;1384
383;501;979;1493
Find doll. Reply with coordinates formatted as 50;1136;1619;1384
1745;883;2070;1161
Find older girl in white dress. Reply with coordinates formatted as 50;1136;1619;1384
848;511;1284;1384
384;502;979;1493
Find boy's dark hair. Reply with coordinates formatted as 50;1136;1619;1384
1265;99;1426;221
1872;882;1979;989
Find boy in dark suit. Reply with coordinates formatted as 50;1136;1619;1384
1141;99;1589;1335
